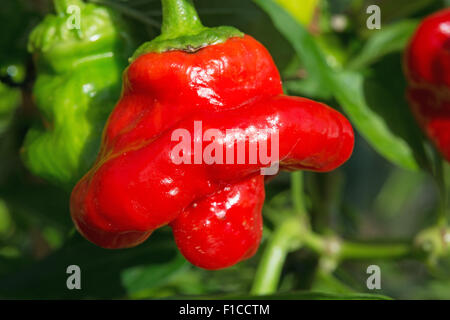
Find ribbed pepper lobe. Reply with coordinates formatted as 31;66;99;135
71;36;354;269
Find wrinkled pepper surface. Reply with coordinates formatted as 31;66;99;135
71;0;355;270
405;8;450;162
21;0;134;187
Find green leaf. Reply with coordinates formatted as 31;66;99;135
284;78;332;100
254;0;428;171
374;168;426;219
274;0;319;26
196;0;296;71
196;290;392;300
254;0;329;89
333;70;427;171
121;252;188;298
349;20;419;70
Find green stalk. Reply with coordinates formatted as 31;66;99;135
250;218;302;295
160;0;204;38
291;171;307;217
131;0;242;59
299;227;415;260
253;169;419;295
251;173;309;295
339;241;414;260
252;225;417;295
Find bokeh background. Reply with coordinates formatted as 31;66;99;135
1;0;450;299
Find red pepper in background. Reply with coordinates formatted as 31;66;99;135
70;0;354;270
405;8;450;162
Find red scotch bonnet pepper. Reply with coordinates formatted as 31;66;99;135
405;8;450;162
70;0;355;270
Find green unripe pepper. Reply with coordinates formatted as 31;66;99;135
22;0;134;188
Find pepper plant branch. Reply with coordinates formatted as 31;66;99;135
254;170;422;295
251;172;309;295
291;171;307;218
299;227;418;261
251;213;418;295
253;171;419;295
160;0;204;37
337;239;416;260
250;218;303;295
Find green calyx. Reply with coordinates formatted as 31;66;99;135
130;0;243;61
29;0;131;72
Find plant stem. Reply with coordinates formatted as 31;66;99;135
250;218;414;295
252;221;418;295
298;225;416;260
250;172;309;295
339;241;415;260
250;218;302;295
160;0;204;38
291;171;307;218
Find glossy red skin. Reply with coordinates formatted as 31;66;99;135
171;176;264;270
405;8;450;161
70;35;355;269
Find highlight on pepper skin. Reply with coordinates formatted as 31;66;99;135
6;0;450;302
65;0;357;270
69;33;355;270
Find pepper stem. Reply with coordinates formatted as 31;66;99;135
130;0;243;58
160;0;205;39
53;0;84;16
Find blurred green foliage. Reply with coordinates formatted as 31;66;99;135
0;0;449;300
